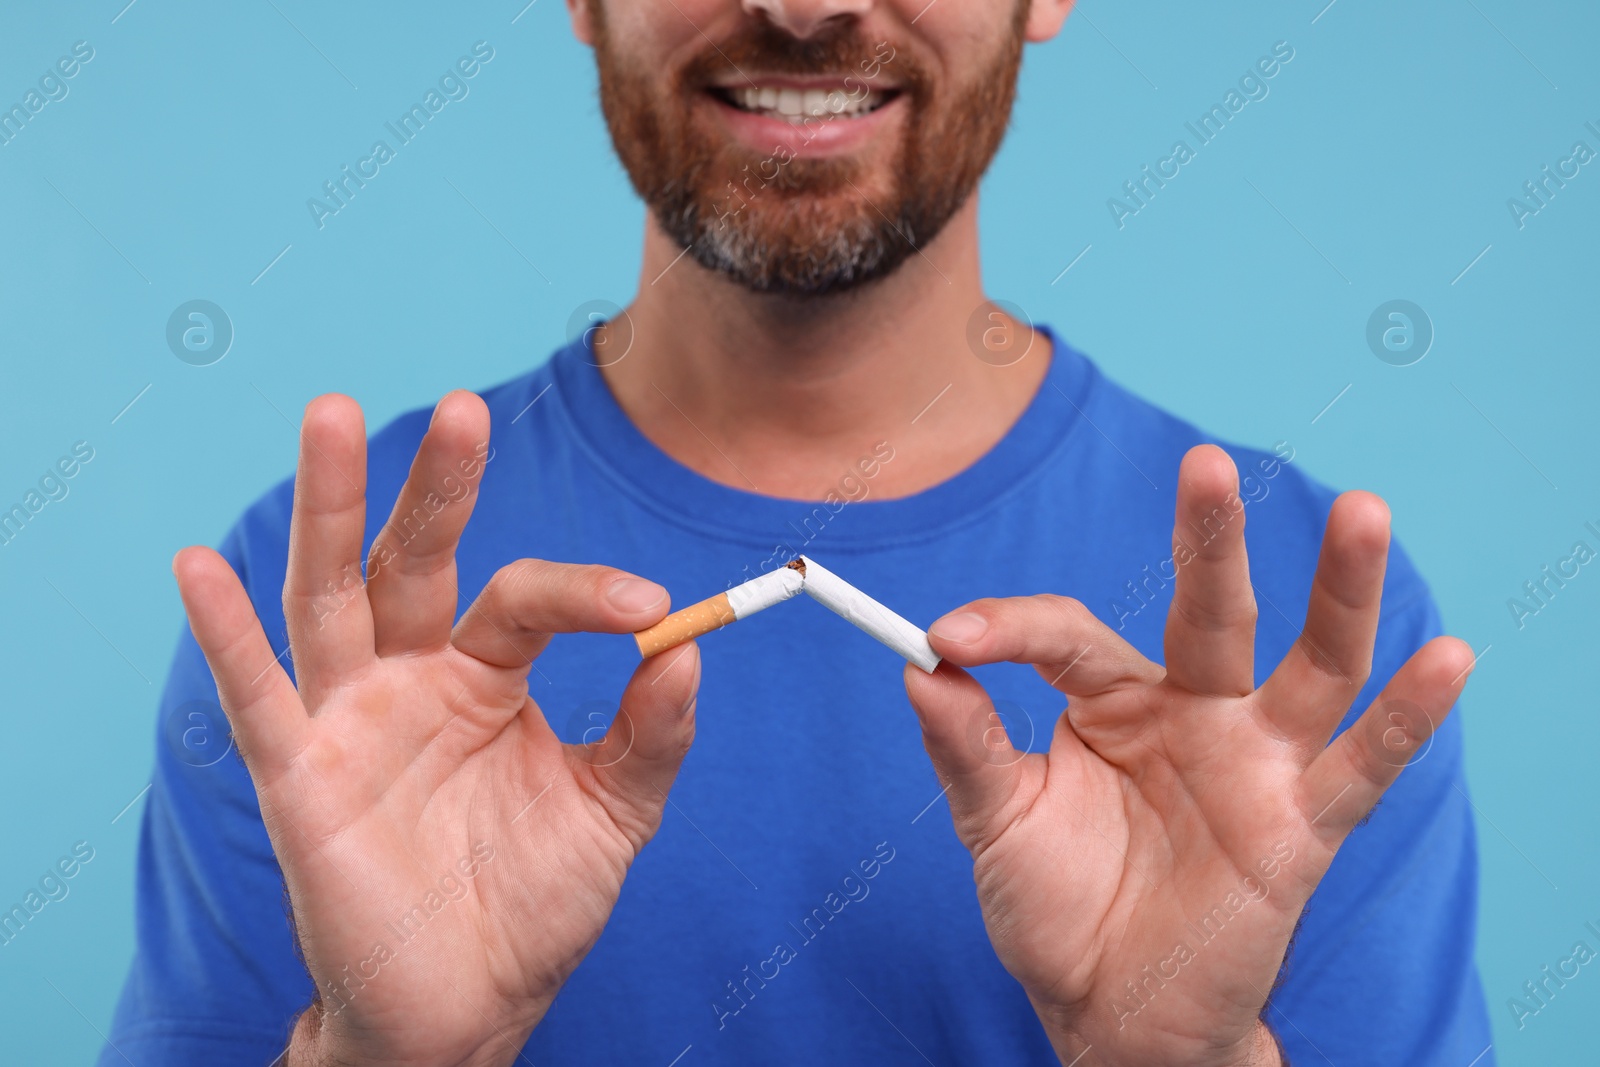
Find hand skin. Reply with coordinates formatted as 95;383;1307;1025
173;392;702;1067
905;444;1472;1067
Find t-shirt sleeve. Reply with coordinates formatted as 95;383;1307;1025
1268;579;1494;1065
98;524;312;1066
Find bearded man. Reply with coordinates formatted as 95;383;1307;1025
103;0;1492;1064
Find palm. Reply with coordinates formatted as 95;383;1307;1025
174;392;699;1066
972;687;1312;1053
263;660;621;1055
907;445;1473;1066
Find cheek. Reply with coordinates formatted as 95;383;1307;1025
610;0;728;60
670;0;736;22
898;3;1006;70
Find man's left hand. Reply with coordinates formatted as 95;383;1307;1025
903;444;1473;1066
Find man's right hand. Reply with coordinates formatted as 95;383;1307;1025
172;391;700;1067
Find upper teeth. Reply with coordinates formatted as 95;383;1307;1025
731;85;884;120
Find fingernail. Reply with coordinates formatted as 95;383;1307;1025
607;577;667;613
930;612;988;644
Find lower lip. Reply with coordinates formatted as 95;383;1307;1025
704;91;903;159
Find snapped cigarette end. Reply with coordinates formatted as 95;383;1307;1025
797;555;941;674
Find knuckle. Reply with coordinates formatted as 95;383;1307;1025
1041;594;1095;631
1172;594;1256;634
580;562;628;598
488;560;527;594
1295;636;1366;690
492;558;561;605
481;559;623;632
503;559;614;597
1348;742;1393;792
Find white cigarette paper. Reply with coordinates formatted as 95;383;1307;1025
797;556;941;674
727;564;804;617
633;564;803;657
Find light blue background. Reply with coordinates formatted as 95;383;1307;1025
1;0;1594;1062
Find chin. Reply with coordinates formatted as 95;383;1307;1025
685;212;916;297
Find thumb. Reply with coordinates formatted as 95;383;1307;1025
903;661;1029;846
584;643;701;847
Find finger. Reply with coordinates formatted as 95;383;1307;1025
928;594;1162;696
283;394;375;702
1164;445;1256;697
452;560;670;670
1258;492;1391;743
1299;636;1474;841
585;642;702;844
903;662;1032;839
174;546;308;779
367;391;491;656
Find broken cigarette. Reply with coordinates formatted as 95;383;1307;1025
632;562;804;658
795;556;941;674
632;556;941;674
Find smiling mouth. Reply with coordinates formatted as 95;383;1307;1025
708;83;899;124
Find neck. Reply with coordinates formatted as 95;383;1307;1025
599;193;1051;501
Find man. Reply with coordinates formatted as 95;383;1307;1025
103;0;1492;1063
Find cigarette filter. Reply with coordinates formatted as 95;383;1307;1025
633;564;804;658
796;556;941;674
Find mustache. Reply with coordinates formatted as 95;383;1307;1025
680;20;917;89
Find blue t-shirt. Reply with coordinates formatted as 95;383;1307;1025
102;329;1492;1065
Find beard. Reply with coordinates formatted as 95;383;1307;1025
588;4;1028;296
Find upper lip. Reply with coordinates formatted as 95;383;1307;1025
704;73;902;92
